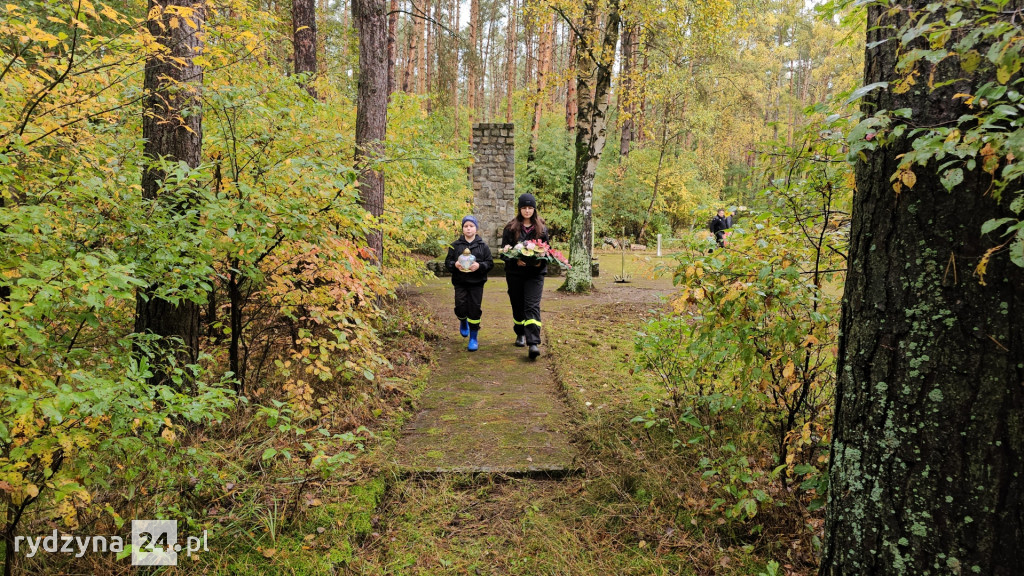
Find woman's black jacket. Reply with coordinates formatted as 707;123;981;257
500;225;550;277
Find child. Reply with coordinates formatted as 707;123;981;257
500;193;549;359
444;215;493;351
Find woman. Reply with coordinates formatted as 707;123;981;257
500;193;549;359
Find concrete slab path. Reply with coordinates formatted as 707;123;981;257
393;275;580;475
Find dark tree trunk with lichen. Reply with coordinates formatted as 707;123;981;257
134;0;204;388
820;3;1024;575
293;0;318;98
353;0;387;264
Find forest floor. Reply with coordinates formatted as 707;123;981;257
340;252;792;576
175;250;806;576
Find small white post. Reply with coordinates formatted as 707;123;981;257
657;234;662;257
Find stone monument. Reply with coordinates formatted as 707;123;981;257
470;123;515;247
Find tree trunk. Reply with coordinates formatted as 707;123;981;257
636;42;647;142
528;14;553;169
135;0;204;387
504;0;517;122
468;0;479;115
636;117;668;243
617;22;633;158
483;4;497;120
293;0;318;97
565;27;576;131
411;0;423;94
820;3;1024;574
387;0;398;96
524;17;533;89
402;0;415;92
425;0;434;107
452;0;460;135
353;0;388;264
562;0;620;293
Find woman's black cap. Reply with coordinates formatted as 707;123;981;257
518;193;537;208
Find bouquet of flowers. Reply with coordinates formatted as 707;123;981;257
499;239;572;269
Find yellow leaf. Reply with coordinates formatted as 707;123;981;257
5;3;19;11
801;335;820;347
261;548;277;558
24;484;39;499
901;170;916;188
782;360;795;379
161;427;176;443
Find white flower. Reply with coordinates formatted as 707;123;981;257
514;242;524;250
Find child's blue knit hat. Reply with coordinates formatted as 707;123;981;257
462;215;479;228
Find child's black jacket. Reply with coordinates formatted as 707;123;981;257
444;236;493;285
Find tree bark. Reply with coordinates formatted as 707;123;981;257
425;0;434;107
135;0;204;387
402;0;415;92
483;3;497;119
617;22;633;158
353;0;388;264
452;0;460;135
524;16;533;89
293;0;318;97
820;3;1024;574
411;0;423;94
636;116;668;243
387;0;398;97
565;27;576;131
528;14;553;169
562;0;620;293
504;0;517;122
468;0;479;115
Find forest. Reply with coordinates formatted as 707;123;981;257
1;0;1022;574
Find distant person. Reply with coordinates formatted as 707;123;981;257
444;215;493;351
709;208;731;248
500;193;549;360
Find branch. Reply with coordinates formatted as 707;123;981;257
0;39;33;85
385;0;454;36
11;0;84;143
552;6;603;73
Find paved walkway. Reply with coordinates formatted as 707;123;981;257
393;275;580;475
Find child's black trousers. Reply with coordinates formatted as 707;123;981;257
454;284;484;329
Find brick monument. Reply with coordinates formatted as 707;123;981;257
470;123;516;247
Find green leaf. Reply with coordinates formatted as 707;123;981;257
845;82;889;105
793;463;816;475
961;50;981;73
981;217;1014;235
940;168;964;191
261;447;278;460
1010;238;1024;268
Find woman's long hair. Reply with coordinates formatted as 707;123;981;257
504;207;548;240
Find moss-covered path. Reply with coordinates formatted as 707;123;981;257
394;274;580;474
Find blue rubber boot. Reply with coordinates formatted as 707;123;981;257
467;328;479;352
459;318;469;337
